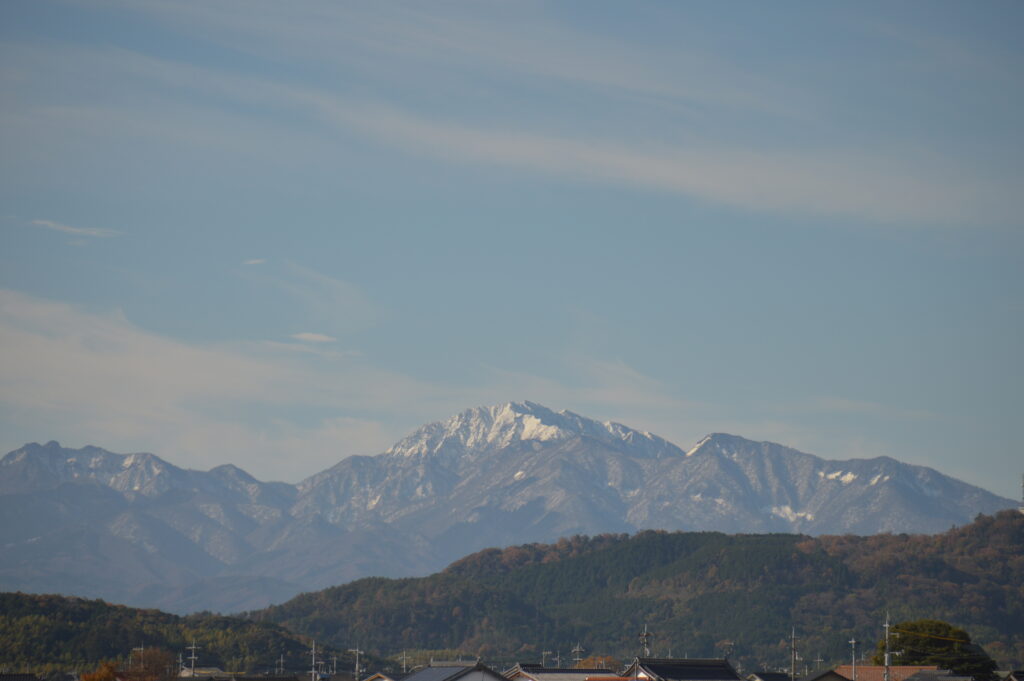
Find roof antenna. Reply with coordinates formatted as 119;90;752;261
639;624;652;657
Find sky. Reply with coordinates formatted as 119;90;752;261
1;1;1022;500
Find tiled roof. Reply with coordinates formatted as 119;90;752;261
904;672;972;681
404;668;474;681
833;666;939;681
508;668;614;681
403;663;504;681
801;670;851;681
631;658;742;681
748;673;791;681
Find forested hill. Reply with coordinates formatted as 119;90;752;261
249;511;1024;672
0;592;345;672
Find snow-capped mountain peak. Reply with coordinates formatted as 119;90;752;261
382;401;684;463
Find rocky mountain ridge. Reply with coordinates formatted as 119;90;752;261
0;401;1015;613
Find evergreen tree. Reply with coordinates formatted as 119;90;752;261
871;620;996;681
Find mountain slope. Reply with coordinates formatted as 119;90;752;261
294;402;1013;541
0;591;344;672
251;511;1024;672
0;402;1015;613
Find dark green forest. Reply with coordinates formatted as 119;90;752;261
0;592;347;673
248;511;1023;672
3;512;1021;675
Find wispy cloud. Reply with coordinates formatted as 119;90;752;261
6;32;1017;226
30;219;120;238
291;332;336;343
325;104;1011;225
96;0;804;119
243;258;266;265
0;289;418;479
0;289;704;480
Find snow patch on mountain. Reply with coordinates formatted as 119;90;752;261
820;470;858;484
771;505;815;522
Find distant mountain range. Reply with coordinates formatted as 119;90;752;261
0;401;1015;613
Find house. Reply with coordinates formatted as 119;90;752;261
833;667;940;681
401;661;507;681
748;673;792;681
505;664;613;681
621;658;743;681
904;671;972;681
801;671;851;681
363;673;410;681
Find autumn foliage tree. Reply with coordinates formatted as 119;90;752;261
82;661;118;681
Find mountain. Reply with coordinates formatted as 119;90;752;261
297;403;1010;540
0;402;1015;613
0;590;346;672
250;510;1024;672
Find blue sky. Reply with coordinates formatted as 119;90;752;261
1;1;1021;499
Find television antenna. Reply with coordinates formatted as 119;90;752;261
639;624;652;657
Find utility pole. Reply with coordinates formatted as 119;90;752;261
187;640;200;678
884;614;892;681
849;639;857;681
572;643;584;667
349;648;363;681
401;651;408;674
310;641;318;681
277;655;285;675
790;629;798;681
542;651;552;668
